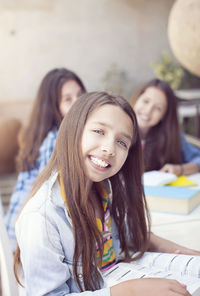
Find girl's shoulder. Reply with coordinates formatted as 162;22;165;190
16;171;71;246
18;171;62;217
36;129;58;169
41;129;58;147
180;132;192;147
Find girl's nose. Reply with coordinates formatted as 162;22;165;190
101;144;115;156
144;105;153;115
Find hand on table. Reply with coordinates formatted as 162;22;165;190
110;278;191;296
175;248;200;256
160;164;181;176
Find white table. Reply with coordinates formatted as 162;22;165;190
151;173;200;251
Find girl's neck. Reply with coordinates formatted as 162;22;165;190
139;128;149;140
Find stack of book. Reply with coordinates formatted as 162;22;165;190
143;171;200;214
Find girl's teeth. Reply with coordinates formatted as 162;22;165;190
90;156;108;168
140;115;149;121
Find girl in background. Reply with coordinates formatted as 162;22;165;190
130;78;200;175
5;68;86;251
15;92;198;296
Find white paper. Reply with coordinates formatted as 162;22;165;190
103;252;200;296
143;170;177;186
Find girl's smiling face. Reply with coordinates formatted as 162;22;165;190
81;104;133;182
134;86;167;137
59;80;83;117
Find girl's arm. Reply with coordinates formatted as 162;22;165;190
16;210;110;296
4;130;58;252
16;211;192;296
111;278;191;296
180;162;199;175
148;232;200;255
160;162;199;176
4;169;38;252
110;232;194;295
160;133;200;176
181;133;200;170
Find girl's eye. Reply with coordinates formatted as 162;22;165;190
118;140;128;148
142;98;149;104
65;97;72;102
93;129;104;135
155;106;162;112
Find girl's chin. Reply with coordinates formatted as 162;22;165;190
87;174;108;183
85;168;112;183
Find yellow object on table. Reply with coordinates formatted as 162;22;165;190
168;176;197;187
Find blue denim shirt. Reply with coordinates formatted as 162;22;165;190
15;172;120;295
5;129;58;252
181;133;200;167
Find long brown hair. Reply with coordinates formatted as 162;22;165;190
130;79;182;171
14;92;150;291
16;68;86;172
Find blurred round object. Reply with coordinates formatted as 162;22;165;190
0;117;22;174
168;0;200;77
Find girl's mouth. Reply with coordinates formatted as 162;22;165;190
138;114;150;122
89;156;111;169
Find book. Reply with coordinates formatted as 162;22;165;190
144;185;200;214
103;252;200;296
143;170;197;187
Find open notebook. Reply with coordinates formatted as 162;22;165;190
143;170;197;187
103;251;200;296
142;171;177;186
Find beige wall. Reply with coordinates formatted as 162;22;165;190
0;0;175;102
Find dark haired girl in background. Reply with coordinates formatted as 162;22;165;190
5;68;86;251
130;78;200;175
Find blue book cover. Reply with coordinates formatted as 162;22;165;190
144;185;200;200
144;185;200;214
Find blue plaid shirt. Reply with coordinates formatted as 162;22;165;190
181;133;200;167
4;129;58;251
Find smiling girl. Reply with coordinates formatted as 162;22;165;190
14;92;197;296
130;79;200;176
5;68;86;251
